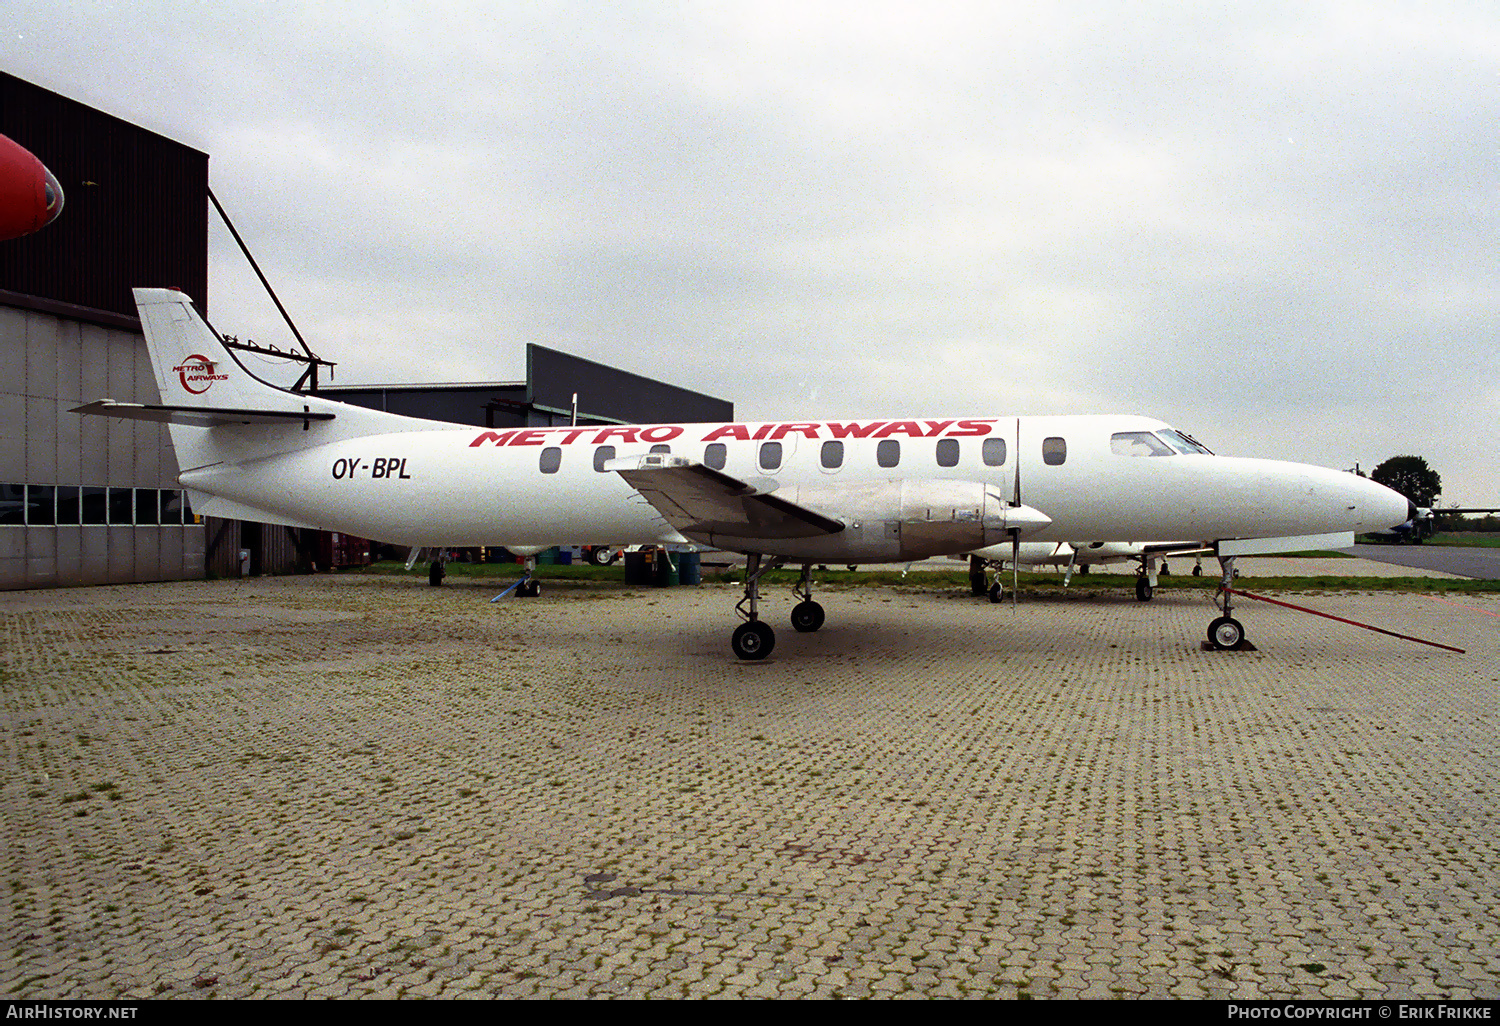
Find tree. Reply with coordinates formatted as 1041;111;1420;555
1370;455;1442;508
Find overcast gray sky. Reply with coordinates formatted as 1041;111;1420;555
6;1;1497;503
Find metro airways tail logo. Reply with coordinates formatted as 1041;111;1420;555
174;353;229;394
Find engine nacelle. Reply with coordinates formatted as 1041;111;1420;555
708;479;1051;562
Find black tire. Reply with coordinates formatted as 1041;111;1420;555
1136;577;1153;602
522;580;541;598
790;600;825;633
988;582;1003;604
587;546;615;566
1208;616;1245;650
969;556;987;597
732;621;775;660
428;561;444;587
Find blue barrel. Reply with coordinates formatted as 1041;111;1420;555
678;550;701;585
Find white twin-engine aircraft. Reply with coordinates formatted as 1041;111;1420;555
77;288;1413;660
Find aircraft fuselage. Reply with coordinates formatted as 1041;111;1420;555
179;413;1407;561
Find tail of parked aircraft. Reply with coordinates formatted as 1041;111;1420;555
134;287;318;418
72;288;449;522
76;288;447;464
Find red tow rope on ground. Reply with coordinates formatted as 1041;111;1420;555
1224;588;1466;654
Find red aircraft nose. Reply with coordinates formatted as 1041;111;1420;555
0;133;65;241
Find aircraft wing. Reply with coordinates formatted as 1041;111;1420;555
610;455;844;540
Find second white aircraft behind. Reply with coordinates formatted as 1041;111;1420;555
77;289;1413;659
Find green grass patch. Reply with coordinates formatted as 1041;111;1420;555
1426;533;1500;548
354;560;631;583
348;560;1500;595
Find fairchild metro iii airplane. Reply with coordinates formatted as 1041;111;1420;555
76;289;1413;659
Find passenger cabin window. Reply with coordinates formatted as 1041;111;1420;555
539;447;562;474
704;443;727;470
982;437;1006;466
1042;437;1067;465
1110;431;1175;457
650;444;671;454
877;439;900;468
821;440;844;469
759;441;782;471
593;445;615;472
935;438;959;468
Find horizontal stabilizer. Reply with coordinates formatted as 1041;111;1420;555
611;454;844;540
71;400;335;428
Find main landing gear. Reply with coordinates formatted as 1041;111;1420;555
514;553;542;597
790;563;826;633
1207;555;1246;650
1134;554;1164;601
731;556;828;660
968;555;1007;604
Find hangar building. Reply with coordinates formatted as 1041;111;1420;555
1;73;732;589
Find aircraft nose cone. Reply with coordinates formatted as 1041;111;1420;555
42;165;63;225
1355;475;1413;530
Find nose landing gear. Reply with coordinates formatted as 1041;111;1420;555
1207;556;1247;650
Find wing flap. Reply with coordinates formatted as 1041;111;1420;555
611;456;844;540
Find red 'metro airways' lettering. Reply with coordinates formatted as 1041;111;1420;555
468;420;996;447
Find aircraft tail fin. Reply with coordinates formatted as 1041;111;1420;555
133;288;314;413
74;288;447;478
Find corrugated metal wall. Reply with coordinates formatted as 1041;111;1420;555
0;72;209;319
0;76;211;589
0;305;205;588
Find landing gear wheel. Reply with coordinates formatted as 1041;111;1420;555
790;600;825;633
1208;616;1245;651
732;620;775;660
587;546;615;566
1135;577;1154;602
520;580;541;598
988;582;1004;604
428;561;445;587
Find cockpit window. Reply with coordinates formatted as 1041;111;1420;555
1157;428;1213;455
1111;431;1176;457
